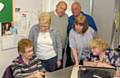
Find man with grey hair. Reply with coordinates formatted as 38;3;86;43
67;1;97;34
49;1;68;68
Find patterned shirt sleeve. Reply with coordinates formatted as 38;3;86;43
106;50;120;67
84;52;99;61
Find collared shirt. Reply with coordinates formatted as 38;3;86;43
11;55;45;78
85;49;120;67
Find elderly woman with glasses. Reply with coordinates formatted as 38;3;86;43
29;12;62;72
69;15;96;66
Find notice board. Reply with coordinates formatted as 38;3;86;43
0;0;13;22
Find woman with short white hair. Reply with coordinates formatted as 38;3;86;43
29;12;62;72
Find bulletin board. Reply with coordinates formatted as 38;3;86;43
0;0;13;22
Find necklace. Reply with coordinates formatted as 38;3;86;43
39;32;48;39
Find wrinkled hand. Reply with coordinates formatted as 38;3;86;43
96;62;113;68
115;70;120;77
33;71;45;78
57;60;61;68
74;62;79;67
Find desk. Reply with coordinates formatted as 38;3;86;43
45;66;118;78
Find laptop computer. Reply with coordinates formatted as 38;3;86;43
45;66;73;78
78;66;116;78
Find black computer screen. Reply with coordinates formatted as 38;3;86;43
78;66;116;78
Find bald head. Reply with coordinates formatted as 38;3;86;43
56;1;67;17
71;2;81;17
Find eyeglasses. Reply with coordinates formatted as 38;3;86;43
75;23;84;26
79;23;84;26
40;26;49;28
40;23;49;27
25;49;33;53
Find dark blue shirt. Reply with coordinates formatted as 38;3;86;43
67;12;97;33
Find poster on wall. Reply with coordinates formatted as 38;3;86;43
14;8;39;37
1;21;19;50
0;0;13;22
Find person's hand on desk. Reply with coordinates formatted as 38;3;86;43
57;60;62;68
33;71;45;78
24;71;45;78
73;59;79;67
83;61;114;68
83;61;96;67
73;63;79;67
96;62;114;68
115;70;120;77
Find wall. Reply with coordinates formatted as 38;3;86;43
15;0;42;9
93;0;115;44
15;0;50;11
0;0;18;77
79;0;91;14
0;48;18;77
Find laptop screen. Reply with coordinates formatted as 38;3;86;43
78;66;116;78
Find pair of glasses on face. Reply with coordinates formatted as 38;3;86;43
40;23;49;27
25;49;33;53
76;23;84;26
79;23;85;26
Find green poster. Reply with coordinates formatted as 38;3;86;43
0;0;12;22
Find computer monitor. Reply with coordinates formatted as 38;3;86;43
78;66;116;78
